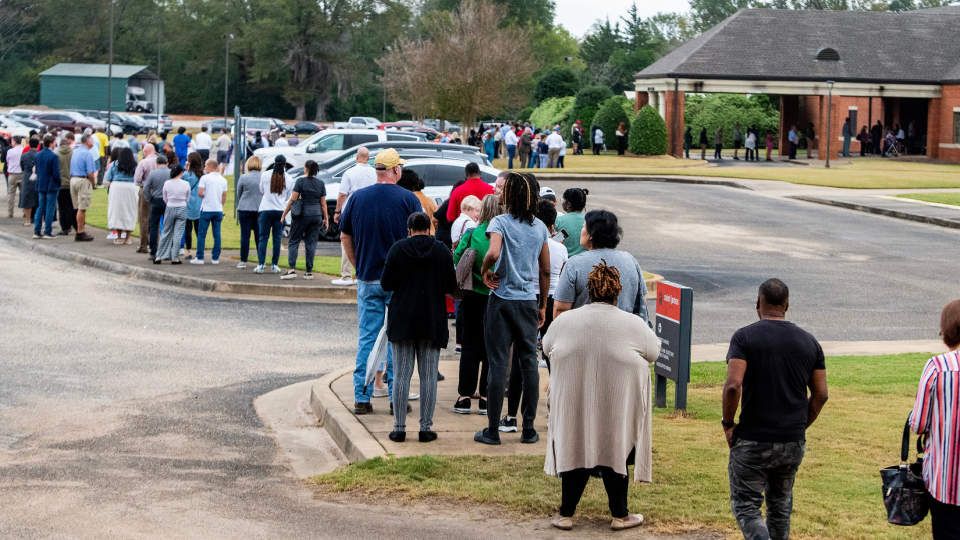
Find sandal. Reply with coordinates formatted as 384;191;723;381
114;239;124;245
124;237;132;244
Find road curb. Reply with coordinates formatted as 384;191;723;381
0;230;358;301
533;174;754;190
789;196;960;230
309;368;387;463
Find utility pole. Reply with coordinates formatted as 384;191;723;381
222;34;233;127
107;0;114;129
157;25;162;120
825;80;835;168
381;46;391;122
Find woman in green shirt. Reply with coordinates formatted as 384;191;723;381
452;194;502;415
555;188;589;257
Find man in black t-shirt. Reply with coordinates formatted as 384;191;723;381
722;278;829;540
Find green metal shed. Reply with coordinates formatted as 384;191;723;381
39;63;164;113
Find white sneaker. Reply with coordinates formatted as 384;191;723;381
271;265;281;274
409;393;419;401
106;232;118;240
179;248;185;255
189;258;204;265
331;278;353;285
253;265;264;274
303;273;313;280
211;259;219;265
372;387;389;398
280;270;296;280
236;261;246;269
538;360;548;368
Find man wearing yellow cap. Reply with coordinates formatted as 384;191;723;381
339;148;423;414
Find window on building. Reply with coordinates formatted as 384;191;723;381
849;110;858;135
954;112;960;144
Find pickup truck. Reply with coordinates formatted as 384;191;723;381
253;128;422;170
332;116;381;130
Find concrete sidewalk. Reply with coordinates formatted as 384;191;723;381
0;217;356;301
790;193;960;230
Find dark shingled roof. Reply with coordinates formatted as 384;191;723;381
636;8;960;85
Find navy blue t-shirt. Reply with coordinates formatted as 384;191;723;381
340;183;422;281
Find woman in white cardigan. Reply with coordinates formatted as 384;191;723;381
542;259;661;532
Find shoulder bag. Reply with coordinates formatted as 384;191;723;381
290;178;309;219
880;418;929;526
452;228;477;300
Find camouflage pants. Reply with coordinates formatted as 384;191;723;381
728;439;806;540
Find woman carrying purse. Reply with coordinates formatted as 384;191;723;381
281;160;328;280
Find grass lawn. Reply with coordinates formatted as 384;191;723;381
896;193;960;206
312;353;935;539
502;153;960;190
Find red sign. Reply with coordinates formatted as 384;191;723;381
657;282;682;322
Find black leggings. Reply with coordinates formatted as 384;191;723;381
183;219;199;250
458;292;489;398
932;498;960;540
560;467;629;518
507;296;553;417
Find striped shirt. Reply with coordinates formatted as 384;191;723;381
910;350;960;505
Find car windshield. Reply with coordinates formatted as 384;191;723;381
247;120;270;129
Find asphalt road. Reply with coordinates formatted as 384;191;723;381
0;179;956;537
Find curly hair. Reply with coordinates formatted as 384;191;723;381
501;171;540;224
588;258;622;304
584;209;622;249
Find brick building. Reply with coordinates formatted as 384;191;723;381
633;6;960;162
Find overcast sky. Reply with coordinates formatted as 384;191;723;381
555;0;691;37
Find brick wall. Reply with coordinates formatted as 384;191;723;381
937;85;960;163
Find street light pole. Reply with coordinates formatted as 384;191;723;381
825;80;835;168
107;0;114;129
222;34;233;127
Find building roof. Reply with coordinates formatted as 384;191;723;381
636;8;960;85
38;63;158;79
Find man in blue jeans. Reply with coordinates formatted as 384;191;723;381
32;135;61;239
340;149;422;415
192;158;228;265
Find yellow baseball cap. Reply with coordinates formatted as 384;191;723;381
374;148;406;169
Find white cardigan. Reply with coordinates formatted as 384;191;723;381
542;302;661;482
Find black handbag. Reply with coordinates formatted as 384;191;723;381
880;419;929;526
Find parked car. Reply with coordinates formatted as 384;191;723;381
423;119;462;133
270;118;296;134
105;112;148;134
203;118;234;133
379;121;426;130
253;128;422;170
141;114;173;135
292;121;323;134
243;117;279;138
32;111;97;131
0;116;31;138
270;141;489;173
68;113;123;136
13;117;46;131
333;116;381;129
8;109;40;119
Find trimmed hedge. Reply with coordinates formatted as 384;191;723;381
569;86;613;149
592;96;632;151
530;96;575;132
629;105;668;156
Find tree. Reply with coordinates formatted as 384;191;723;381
629;105;667;155
683;93;780;148
529;96;575;130
420;0;555;28
688;0;750;31
534;67;578;103
592;96;632;148
378;0;538;127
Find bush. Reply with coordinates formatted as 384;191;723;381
534;67;579;104
684;94;780;149
529;96;575;131
592;96;632;150
569;86;613;149
629;105;668;156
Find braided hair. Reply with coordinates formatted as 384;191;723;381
501;171;540;224
587;258;622;304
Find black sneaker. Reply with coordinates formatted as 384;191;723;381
437;372;445;381
454;397;471;414
498;415;518;433
521;428;540;444
354;402;373;415
474;428;501;445
419;430;438;443
478;398;488;415
388;430;405;442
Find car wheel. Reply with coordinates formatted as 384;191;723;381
135;106;143;112
319;219;341;242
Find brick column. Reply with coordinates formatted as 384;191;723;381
926;97;941;159
635;91;649;114
779;95;799;157
664;90;685;158
938;85;960;163
817;94;840;161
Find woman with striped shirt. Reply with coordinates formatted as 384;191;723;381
910;300;960;538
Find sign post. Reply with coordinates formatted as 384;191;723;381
654;282;693;410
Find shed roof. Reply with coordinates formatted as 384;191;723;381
636;8;960;85
38;64;157;79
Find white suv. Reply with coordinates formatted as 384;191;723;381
254;128;422;170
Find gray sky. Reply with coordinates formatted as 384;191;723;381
555;0;691;37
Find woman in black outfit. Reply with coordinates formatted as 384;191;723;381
280;160;328;280
433;179;465;250
616;122;628;156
